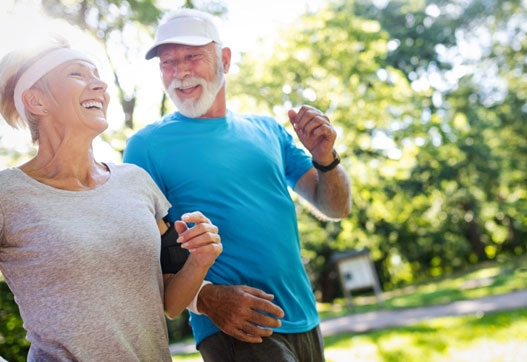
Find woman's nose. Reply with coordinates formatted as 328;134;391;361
91;77;108;91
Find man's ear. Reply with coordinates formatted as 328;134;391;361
222;47;232;73
22;89;48;116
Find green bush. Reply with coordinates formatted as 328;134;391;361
0;281;29;362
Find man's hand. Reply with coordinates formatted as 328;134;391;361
288;105;337;166
288;105;351;219
197;284;285;343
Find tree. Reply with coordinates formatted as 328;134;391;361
229;0;527;297
230;0;420;299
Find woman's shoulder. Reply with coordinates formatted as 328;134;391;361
0;167;19;176
0;167;25;187
106;162;154;184
105;162;137;170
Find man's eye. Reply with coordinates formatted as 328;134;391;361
69;72;82;76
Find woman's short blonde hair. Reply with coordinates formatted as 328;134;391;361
0;37;69;143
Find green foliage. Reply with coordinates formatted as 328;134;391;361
318;256;527;319
0;281;29;362
166;311;193;343
41;0;163;35
229;0;527;299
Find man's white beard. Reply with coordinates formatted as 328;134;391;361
166;64;224;118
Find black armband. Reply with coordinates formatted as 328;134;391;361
160;219;188;274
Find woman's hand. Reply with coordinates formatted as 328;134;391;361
175;211;222;269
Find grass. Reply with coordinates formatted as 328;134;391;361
323;309;527;362
171;309;527;362
171;352;201;361
317;256;527;319
170;257;527;361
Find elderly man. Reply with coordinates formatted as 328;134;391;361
124;8;351;362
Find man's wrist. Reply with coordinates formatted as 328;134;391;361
187;280;212;315
312;149;341;172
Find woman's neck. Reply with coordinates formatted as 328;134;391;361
20;148;110;191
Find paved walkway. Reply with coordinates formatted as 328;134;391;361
171;290;527;354
320;289;527;336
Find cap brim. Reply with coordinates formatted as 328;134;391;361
145;36;214;59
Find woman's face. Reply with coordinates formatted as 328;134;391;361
43;59;110;136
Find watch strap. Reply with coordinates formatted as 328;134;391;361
312;149;341;172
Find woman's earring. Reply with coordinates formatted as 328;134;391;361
42;108;48;113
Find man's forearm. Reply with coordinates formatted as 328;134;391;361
314;165;351;219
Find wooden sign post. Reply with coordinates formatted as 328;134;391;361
332;249;384;309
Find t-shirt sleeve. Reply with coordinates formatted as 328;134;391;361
151;182;171;221
123;134;167;196
277;123;313;188
132;166;171;221
0;203;5;248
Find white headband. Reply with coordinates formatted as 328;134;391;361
14;48;93;122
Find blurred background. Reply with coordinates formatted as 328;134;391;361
1;0;526;361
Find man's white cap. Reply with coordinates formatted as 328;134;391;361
145;9;222;60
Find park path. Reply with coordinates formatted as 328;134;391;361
171;290;527;355
320;289;527;336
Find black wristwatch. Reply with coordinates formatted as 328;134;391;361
312;149;341;172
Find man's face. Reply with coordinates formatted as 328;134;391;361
158;43;224;118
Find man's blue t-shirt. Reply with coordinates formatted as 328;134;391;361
123;110;319;346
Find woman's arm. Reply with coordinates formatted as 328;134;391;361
158;212;222;319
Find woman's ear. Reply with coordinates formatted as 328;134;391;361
22;89;48;117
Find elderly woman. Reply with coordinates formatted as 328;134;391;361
0;37;222;361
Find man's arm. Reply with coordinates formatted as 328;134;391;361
194;284;285;343
288;105;351;219
189;106;350;345
294;163;351;219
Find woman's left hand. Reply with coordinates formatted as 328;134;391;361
175;211;222;268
